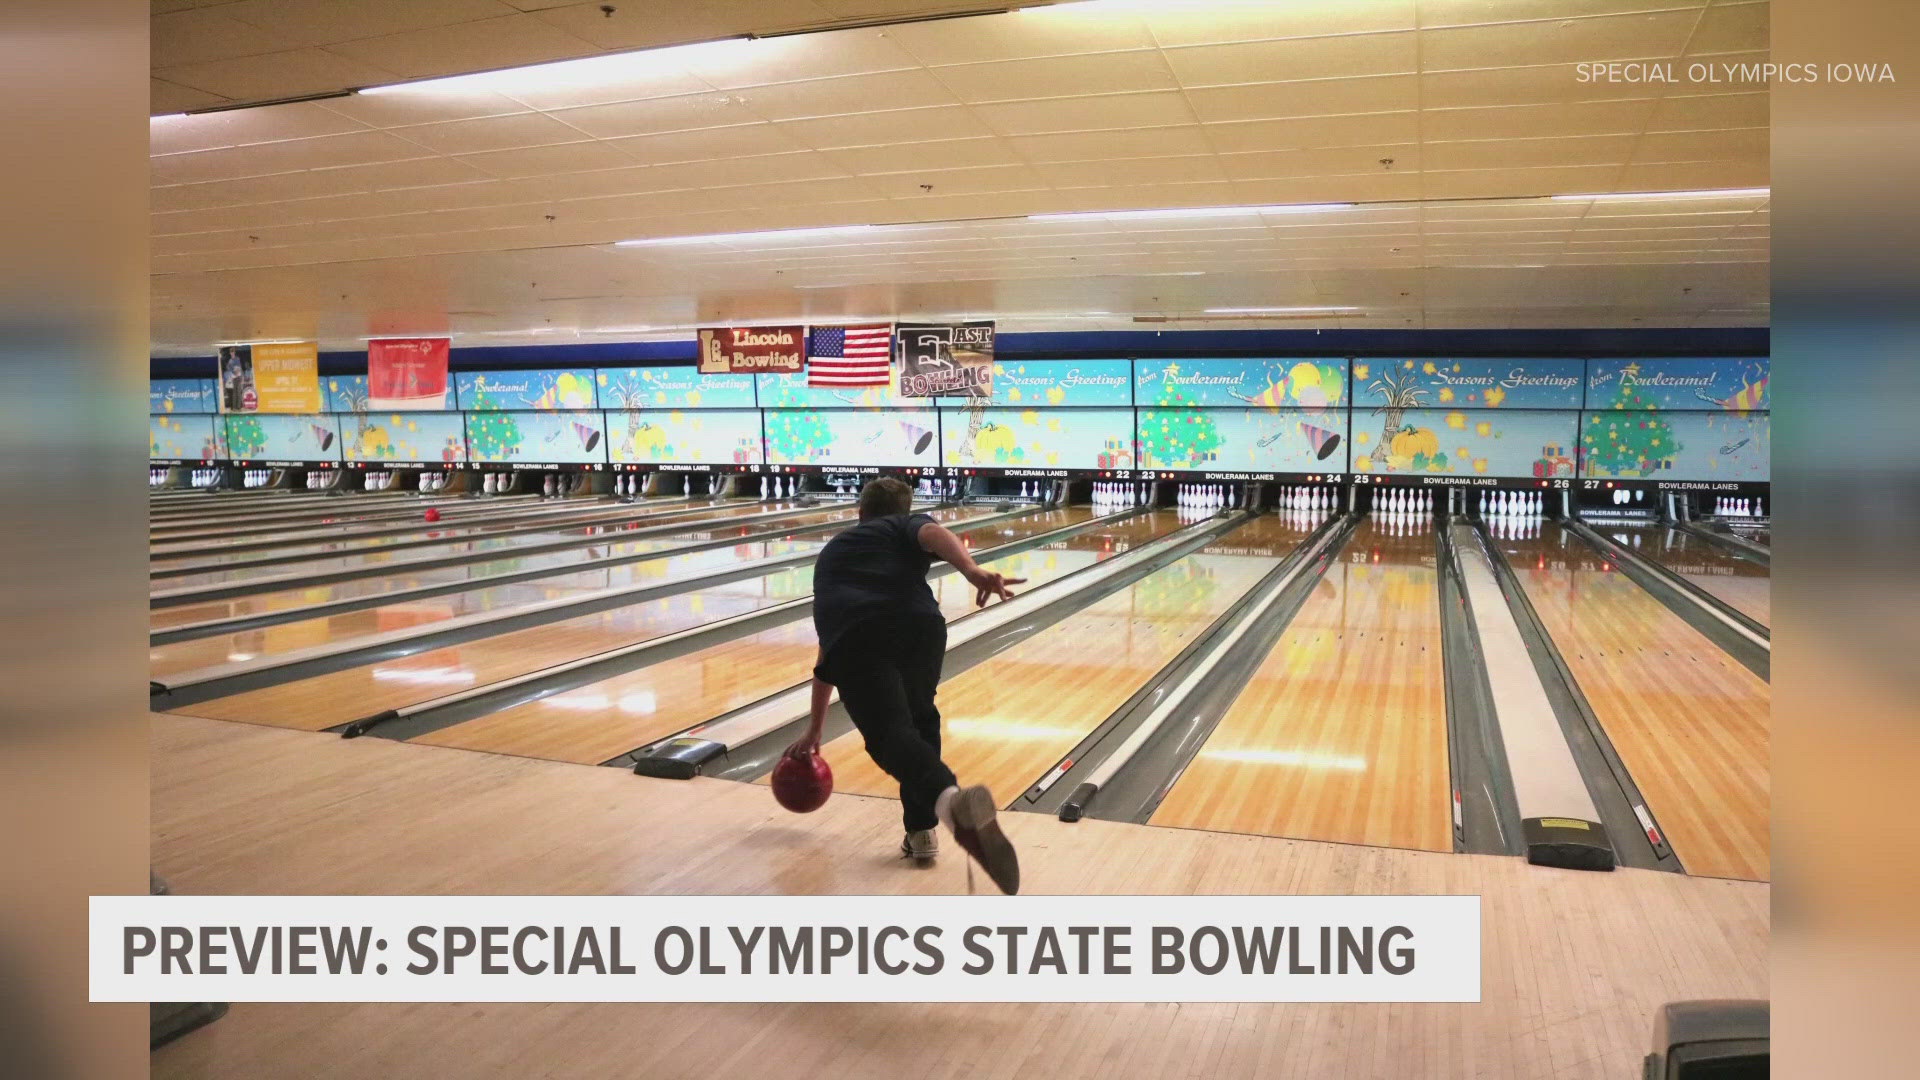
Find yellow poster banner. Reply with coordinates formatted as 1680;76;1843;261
249;341;322;413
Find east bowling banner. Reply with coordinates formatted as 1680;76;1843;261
245;342;323;413
1135;358;1346;410
1354;358;1584;410
896;322;994;399
698;326;805;375
992;360;1132;407
1584;358;1769;411
150;378;218;414
455;370;598;412
366;338;451;410
608;408;763;467
600;366;757;410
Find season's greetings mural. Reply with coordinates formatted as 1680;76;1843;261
942;407;1135;471
467;410;606;465
765;407;937;469
222;413;341;463
600;366;757;411
1353;408;1580;479
149;413;219;462
608;408;764;467
149;355;1767;478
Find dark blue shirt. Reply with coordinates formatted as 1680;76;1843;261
812;512;941;658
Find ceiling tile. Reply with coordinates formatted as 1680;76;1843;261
523;2;734;51
1422;9;1703;70
455;139;641;178
1630;127;1767;162
324;13;601;80
730;69;960;121
551;92;766;138
217;0;522;49
152;78;227;114
931;51;1180;104
1202;112;1420;154
1036;155;1230;189
971;91;1198;137
1423;99;1658;141
1183;76;1418;124
776;105;997;149
1419;163;1624;199
1687;1;1769;54
884;8;1155;66
1422;133;1639;171
1163;32;1419;89
1140;0;1416;48
606;125;817;166
151;102;371;156
820;137;1026;175
1007;126;1217;163
151;8;291;67
156;48;403;101
1645;91;1767;131
1217;144;1418;180
387;112;604;154
679;29;924;88
152;130;435;186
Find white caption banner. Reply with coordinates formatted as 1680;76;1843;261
93;894;1480;1003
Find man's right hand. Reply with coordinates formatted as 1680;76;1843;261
964;567;1026;606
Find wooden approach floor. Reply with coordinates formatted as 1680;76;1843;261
151;714;1767;1080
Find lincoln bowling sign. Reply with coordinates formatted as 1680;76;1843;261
698;326;805;375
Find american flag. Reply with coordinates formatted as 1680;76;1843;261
807;324;893;387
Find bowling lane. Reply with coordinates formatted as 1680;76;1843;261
1595;523;1770;625
153;499;812;589
150;493;582;541
798;513;1315;807
1148;517;1449;852
151;504;995;679
149;503;847;630
166;506;1034;732
411;507;1163;763
149;491;457;525
1498;521;1768;881
150;496;752;567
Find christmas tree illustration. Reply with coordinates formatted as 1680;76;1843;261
766;410;828;463
463;384;525;460
1137;364;1221;468
1579;363;1679;476
226;415;266;457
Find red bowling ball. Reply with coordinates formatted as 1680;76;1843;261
770;725;833;814
423;508;441;523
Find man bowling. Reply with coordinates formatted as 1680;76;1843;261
808;477;1024;894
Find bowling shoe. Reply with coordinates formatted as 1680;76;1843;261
900;829;938;861
947;784;1020;895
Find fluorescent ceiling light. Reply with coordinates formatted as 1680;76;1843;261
618;224;878;247
212;338;310;345
1030;202;1353;222
150;113;186;121
1203;306;1359;314
1551;187;1770;202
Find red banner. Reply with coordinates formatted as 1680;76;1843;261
698;326;804;375
367;338;451;410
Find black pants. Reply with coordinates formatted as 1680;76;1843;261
821;617;955;832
